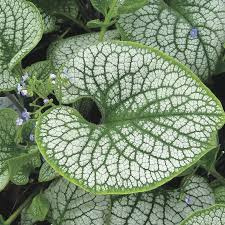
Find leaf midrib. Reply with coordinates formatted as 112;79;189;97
104;112;222;125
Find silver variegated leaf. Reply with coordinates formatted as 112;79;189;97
0;0;43;91
24;60;54;80
180;204;225;225
47;30;120;70
117;0;225;81
45;178;110;225
36;42;225;194
110;176;215;225
38;161;59;182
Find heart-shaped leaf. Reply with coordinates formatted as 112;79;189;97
117;0;225;81
180;204;225;225
110;176;215;225
0;0;43;91
36;42;225;194
47;30;120;70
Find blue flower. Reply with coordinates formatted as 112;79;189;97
16;118;23;126
22;72;29;82
21;109;30;121
50;73;56;80
29;134;35;142
43;98;49;104
21;89;28;97
17;84;23;94
190;28;198;39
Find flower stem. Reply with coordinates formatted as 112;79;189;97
99;0;118;41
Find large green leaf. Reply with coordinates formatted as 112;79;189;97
180;204;225;225
0;0;43;91
117;0;225;81
47;30;120;70
36;42;225;194
110;176;214;225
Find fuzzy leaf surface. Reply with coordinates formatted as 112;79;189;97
117;0;225;81
110;176;215;225
36;42;225;194
0;0;43;91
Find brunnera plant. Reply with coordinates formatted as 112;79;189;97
1;0;225;224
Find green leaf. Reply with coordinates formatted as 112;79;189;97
21;207;37;225
213;186;225;204
38;161;59;182
0;109;21;189
118;0;148;14
7;147;41;185
27;193;50;222
198;135;219;171
38;9;58;34
36;42;225;194
87;19;105;29
47;30;120;70
24;60;54;81
180;204;225;225
117;0;225;81
0;97;19;112
0;0;43;91
90;0;112;15
215;57;225;75
31;0;79;22
0;166;10;192
44;178;110;225
110;176;215;225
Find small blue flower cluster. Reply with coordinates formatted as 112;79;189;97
16;108;30;126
